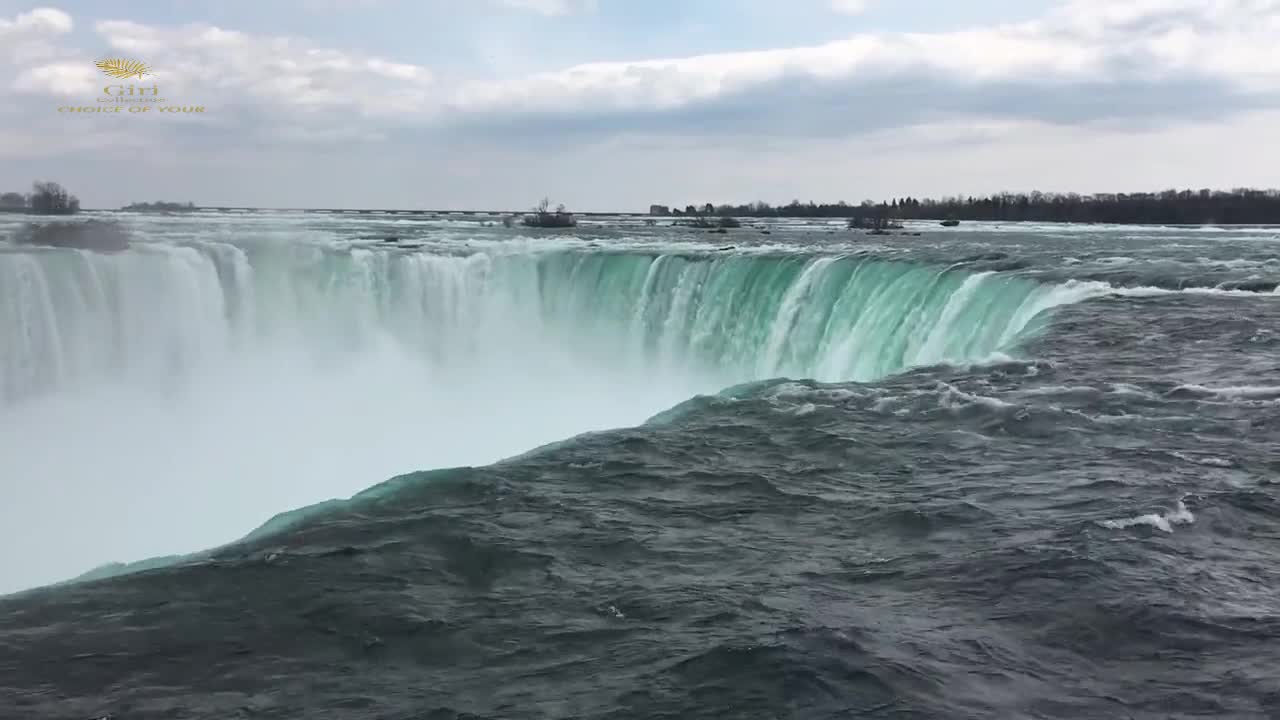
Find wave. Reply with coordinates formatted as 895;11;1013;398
1112;284;1279;297
1038;278;1280;300
1167;384;1280;401
1100;500;1196;533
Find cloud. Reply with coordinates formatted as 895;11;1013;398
0;7;441;165
0;6;71;35
830;0;872;15
6;10;435;119
14;61;98;96
490;0;597;16
443;0;1280;135
1;7;73;66
1048;0;1280;91
85;19;434;117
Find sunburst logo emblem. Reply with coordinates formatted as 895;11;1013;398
95;58;152;80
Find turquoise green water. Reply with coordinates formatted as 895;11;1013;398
1;245;1087;405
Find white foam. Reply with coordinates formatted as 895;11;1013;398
1097;256;1137;265
938;383;1018;411
1170;452;1235;468
1017;384;1099;397
767;383;861;403
1100;500;1195;533
1172;384;1280;400
1112;285;1279;299
1110;383;1156;399
1196;256;1280;269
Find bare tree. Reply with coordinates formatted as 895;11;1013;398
28;181;80;214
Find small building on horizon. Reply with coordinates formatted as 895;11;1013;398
649;204;671;216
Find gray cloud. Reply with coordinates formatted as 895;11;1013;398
444;70;1274;144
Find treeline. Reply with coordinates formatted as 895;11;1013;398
685;188;1280;225
0;181;80;214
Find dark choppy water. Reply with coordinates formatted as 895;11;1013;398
2;215;1279;718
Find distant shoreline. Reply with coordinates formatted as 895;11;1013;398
6;185;1280;226
51;207;1276;227
655;189;1280;226
6;206;1280;228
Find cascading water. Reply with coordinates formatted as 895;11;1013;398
1;244;1092;404
0;236;1096;592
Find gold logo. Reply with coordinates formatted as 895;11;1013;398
57;59;205;114
94;58;152;80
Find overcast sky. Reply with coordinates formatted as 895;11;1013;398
1;0;1278;210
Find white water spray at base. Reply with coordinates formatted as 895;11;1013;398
0;341;704;594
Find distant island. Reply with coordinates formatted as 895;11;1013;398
0;181;80;215
520;198;577;228
652;188;1280;225
122;201;199;212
